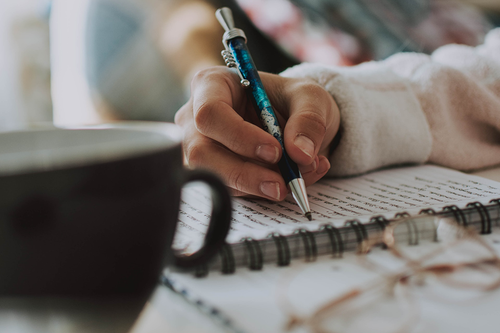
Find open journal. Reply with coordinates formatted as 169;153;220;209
173;165;500;273
163;165;500;333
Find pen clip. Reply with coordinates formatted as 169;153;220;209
216;7;250;88
221;50;250;87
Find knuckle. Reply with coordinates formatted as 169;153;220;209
293;79;324;96
191;66;229;86
191;67;217;84
226;164;248;193
193;102;217;133
299;110;327;135
295;80;333;106
184;142;208;167
174;103;190;126
227;130;248;154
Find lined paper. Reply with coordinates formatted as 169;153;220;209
173;165;500;251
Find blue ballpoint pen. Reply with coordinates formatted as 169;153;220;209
215;7;312;220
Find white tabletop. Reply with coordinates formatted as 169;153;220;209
2;166;500;333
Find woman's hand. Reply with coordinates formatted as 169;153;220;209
175;66;340;200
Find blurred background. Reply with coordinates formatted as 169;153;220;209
1;0;499;130
0;0;52;131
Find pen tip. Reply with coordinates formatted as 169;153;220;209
305;212;312;221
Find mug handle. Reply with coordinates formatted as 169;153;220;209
173;169;232;268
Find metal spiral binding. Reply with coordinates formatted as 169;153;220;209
320;224;344;258
243;237;264;270
294;229;318;262
467;201;492;234
270;232;291;266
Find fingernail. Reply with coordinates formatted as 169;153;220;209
260;181;280;200
256;144;279;163
294;135;315;158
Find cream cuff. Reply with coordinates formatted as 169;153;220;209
281;62;432;177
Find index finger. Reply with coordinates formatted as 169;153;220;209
191;67;282;164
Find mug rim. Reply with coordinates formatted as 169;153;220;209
0;121;182;176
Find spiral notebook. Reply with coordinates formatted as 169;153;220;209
161;165;500;333
172;165;500;274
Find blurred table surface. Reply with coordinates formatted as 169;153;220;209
2;166;500;333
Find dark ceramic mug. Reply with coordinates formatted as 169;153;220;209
0;122;231;297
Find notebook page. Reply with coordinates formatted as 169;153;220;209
174;165;500;250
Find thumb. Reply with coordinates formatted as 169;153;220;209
280;80;340;165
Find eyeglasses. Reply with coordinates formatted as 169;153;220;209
277;217;500;333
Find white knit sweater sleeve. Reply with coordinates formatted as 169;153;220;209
281;28;500;177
